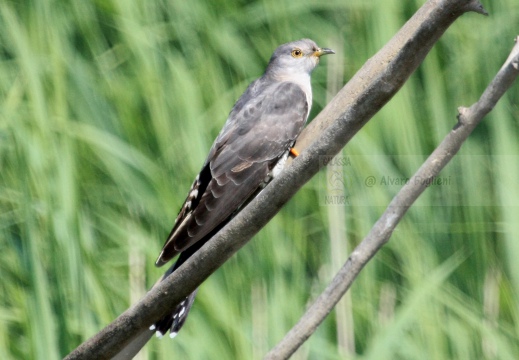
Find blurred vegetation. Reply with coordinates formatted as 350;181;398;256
1;0;518;359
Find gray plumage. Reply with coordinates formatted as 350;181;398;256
152;39;333;338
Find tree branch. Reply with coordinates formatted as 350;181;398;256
65;0;489;359
264;35;519;360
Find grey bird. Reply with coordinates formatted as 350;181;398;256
151;38;334;338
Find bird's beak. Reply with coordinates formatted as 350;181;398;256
314;47;335;57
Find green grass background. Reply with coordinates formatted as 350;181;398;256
1;0;518;359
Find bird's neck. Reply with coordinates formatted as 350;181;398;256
268;72;313;111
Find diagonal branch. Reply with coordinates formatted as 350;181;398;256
265;35;519;360
65;0;488;359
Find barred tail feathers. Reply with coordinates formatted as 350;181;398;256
150;290;198;338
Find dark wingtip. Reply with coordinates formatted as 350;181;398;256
155;250;169;267
155;243;181;267
155;259;165;267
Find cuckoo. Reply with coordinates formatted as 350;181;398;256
151;38;334;338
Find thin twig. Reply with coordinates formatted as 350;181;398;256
264;36;519;360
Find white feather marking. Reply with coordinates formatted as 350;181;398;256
170;331;178;339
149;324;156;331
179;307;186;317
189;188;199;199
272;151;290;178
156;331;164;339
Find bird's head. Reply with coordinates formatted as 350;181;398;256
265;38;334;79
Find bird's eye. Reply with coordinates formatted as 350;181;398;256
291;49;303;58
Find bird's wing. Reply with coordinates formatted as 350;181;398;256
155;81;308;266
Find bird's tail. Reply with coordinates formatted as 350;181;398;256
150;234;209;339
149;289;198;338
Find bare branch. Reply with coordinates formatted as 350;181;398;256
65;1;489;359
264;36;519;360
